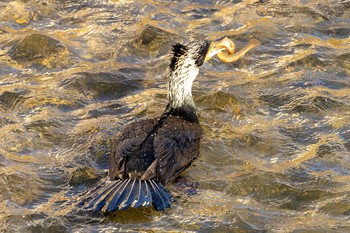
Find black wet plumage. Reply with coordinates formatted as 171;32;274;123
79;40;209;212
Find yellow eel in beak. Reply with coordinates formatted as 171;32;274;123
205;37;260;62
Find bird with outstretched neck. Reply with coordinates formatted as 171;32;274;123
78;37;259;212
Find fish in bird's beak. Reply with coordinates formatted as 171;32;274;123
205;37;235;62
205;37;260;63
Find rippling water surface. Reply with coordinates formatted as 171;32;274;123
1;0;350;232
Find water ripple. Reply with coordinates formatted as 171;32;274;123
0;0;350;232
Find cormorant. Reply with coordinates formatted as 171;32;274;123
78;37;259;212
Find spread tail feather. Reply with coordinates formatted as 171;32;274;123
78;179;172;212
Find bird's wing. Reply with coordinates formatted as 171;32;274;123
153;117;203;185
109;119;158;180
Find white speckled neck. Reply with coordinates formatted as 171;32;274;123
167;56;199;109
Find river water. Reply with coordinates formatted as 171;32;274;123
0;0;349;232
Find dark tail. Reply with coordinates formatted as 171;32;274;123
78;179;172;212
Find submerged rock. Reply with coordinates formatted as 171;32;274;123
0;90;28;110
8;33;71;69
196;90;243;115
68;166;101;186
117;25;176;63
9;34;64;61
134;25;175;51
293;96;345;113
62;71;144;101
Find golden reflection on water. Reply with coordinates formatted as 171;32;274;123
1;0;350;232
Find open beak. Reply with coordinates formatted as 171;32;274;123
205;37;235;62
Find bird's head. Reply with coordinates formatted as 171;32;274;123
169;40;210;71
169;37;242;71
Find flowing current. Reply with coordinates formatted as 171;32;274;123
0;0;349;232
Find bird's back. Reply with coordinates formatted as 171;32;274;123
109;118;159;181
109;116;203;185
